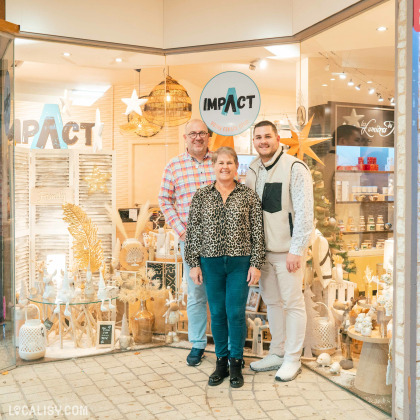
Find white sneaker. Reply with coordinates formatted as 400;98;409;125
275;361;302;382
250;354;284;372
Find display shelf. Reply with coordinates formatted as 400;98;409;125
336;170;394;174
341;230;393;235
336;201;394;204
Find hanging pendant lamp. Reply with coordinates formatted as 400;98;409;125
120;69;162;137
143;74;192;127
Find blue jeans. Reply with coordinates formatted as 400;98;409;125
180;241;207;350
201;255;250;359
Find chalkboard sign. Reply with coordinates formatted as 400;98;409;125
96;321;115;349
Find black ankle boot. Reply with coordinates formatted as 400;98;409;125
229;358;244;388
208;356;229;386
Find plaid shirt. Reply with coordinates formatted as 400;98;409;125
158;150;215;237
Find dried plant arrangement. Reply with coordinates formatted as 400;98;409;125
62;203;104;273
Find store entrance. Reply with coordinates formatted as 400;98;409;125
0;34;15;372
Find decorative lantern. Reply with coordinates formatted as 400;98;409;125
311;301;336;356
120;111;162;138
18;304;46;361
143;75;192;127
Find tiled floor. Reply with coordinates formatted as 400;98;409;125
0;347;390;419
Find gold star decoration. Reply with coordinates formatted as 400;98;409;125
83;166;111;195
280;115;329;166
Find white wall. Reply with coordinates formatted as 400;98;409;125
163;0;292;48
7;0;364;49
292;0;361;34
6;0;164;48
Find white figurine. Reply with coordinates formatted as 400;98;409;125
42;268;57;300
316;353;332;367
54;267;73;317
330;361;342;374
85;263;95;298
163;289;185;344
97;266;116;312
247;317;269;356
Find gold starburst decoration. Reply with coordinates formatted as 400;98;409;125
83;166;111;195
281;115;329;165
62;203;104;272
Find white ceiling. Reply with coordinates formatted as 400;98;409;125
14;0;395;102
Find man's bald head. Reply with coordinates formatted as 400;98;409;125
185;119;208;134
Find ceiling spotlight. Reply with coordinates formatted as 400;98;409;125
348;79;354;86
355;84;361;91
249;63;256;71
115;58;122;63
339;73;346;79
368;88;375;94
390;97;395;103
378;95;384;102
63;52;71;57
259;59;268;69
367;80;373;84
330;78;335;81
322;84;328;87
377;26;388;32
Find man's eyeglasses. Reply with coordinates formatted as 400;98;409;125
187;131;209;139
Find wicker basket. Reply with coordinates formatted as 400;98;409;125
311;301;336;356
18;304;46;361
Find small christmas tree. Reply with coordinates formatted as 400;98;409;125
306;158;356;277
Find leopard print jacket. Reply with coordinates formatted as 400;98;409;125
184;181;265;269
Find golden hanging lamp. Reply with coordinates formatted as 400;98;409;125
120;69;163;138
143;75;192;127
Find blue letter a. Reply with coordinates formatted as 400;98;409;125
31;104;68;149
221;88;240;116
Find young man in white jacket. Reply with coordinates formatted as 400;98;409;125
245;120;314;381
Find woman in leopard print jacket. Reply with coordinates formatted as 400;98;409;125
185;146;265;389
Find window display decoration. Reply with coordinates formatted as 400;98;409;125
59;89;73;117
31;104;68;149
120;69;163;137
144;75;192;127
107;202;150;271
120;110;162;138
282;115;328;165
92;109;104;153
121;89;148;116
199;71;260;136
342;108;364;127
62;203;104;273
83;165;111;195
18;305;46;361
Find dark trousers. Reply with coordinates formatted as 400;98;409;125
201;255;250;359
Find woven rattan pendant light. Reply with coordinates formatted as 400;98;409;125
120;69;162;137
143;72;192;127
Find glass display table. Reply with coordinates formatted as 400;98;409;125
29;294;117;349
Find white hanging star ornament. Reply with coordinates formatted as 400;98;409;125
121;89;148;116
59;89;73;117
342;108;364;127
93;108;104;153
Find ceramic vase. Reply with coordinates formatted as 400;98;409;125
335;263;344;283
131;299;154;344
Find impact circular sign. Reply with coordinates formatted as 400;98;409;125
200;71;260;136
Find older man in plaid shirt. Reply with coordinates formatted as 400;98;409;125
158;119;215;366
